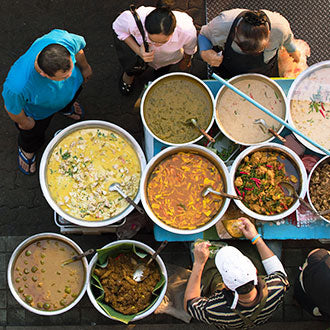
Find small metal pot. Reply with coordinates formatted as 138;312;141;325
39;120;146;227
229;143;307;221
140;144;231;234
87;240;168;322
307;155;330;223
7;233;88;316
140;72;215;146
214;73;287;146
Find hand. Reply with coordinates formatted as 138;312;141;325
18;117;35;130
139;44;154;63
288;50;300;63
200;49;223;67
193;241;210;266
238;217;258;240
80;64;93;83
178;55;192;71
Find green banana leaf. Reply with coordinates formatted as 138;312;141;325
90;242;166;324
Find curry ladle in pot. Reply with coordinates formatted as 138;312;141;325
189;118;215;143
109;182;144;214
61;249;95;266
202;186;242;200
133;240;168;282
254;119;286;143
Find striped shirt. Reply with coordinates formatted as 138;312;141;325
187;272;289;329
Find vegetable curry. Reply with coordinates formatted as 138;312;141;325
13;239;85;311
147;152;224;229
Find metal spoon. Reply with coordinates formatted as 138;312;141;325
61;249;95;266
189;118;215;143
279;181;318;214
201;186;242;200
109;182;144;214
254;118;286;143
133;240;168;282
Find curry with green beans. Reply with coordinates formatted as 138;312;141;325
143;76;213;144
13;239;85;311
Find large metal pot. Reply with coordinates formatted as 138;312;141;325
214;73;287;146
307;156;330;223
140;72;215;146
229;143;307;221
140;144;231;234
7;233;88;316
39;120;146;227
87;240;167;322
287;61;330;155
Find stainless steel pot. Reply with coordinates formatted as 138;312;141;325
7;233;88;316
229;143;307;221
87;240;167;321
214;73;287;146
39;120;146;227
307;155;330;223
140;72;215;146
140;144;231;234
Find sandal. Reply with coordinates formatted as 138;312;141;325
18;147;36;175
119;74;134;95
61;102;85;120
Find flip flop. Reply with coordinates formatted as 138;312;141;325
18;147;36;176
61;102;85;120
119;74;134;95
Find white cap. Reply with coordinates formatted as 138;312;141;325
215;246;258;309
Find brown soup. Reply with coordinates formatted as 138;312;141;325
12;238;85;311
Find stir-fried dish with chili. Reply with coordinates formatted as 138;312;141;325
234;151;297;215
147;152;224;229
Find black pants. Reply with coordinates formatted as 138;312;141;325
16;86;82;153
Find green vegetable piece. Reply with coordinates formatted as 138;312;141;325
25;250;32;256
57;271;61;275
37;302;43;309
40;260;45;265
43;303;50;310
18;287;24;293
24;284;29;288
24;268;29;274
25;295;33;304
65;286;71;294
22;276;27;281
60;299;67;306
41;269;46;273
32;276;38;282
31;266;38;273
71;293;78;298
41;253;46;258
15;277;20;283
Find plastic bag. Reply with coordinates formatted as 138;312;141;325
192;239;227;258
278;39;310;78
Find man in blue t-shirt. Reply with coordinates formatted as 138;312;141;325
2;29;92;175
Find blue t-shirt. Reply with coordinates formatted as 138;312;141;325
2;29;85;120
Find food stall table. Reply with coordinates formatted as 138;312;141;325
147;79;330;242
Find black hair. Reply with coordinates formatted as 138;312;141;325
145;0;176;35
37;44;71;77
236;10;270;53
236;280;255;295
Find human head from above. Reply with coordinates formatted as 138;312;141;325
145;0;176;46
235;10;270;55
37;43;73;81
215;246;258;309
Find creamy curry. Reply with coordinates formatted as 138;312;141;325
47;128;141;221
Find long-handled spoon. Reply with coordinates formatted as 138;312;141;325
109;182;144;214
133;240;168;282
254;118;286;143
190;118;215;143
62;249;95;266
201;185;242;200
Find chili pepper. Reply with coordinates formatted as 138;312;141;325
319;108;326;118
278;164;283;170
280;202;288;210
244;187;254;191
242;191;245;199
235;186;242;196
240;171;249;175
266;164;273;168
249;93;254;99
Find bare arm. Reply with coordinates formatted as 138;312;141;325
75;49;92;82
184;241;210;311
5;106;35;130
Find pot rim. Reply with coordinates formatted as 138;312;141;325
140;72;215;146
86;239;168;322
229;142;308;221
7;232;88;316
307;155;330;223
39;120;146;227
214;73;287;146
140;144;231;234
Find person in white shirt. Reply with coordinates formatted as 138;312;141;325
112;0;197;95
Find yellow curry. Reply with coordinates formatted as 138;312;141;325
47;128;141;221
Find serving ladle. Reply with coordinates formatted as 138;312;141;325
254;118;286;143
109;182;144;214
62;249;95;266
189;118;215;143
202;186;242;200
133;240;168;282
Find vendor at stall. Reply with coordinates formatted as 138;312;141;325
184;218;289;328
112;0;197;95
199;9;300;78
